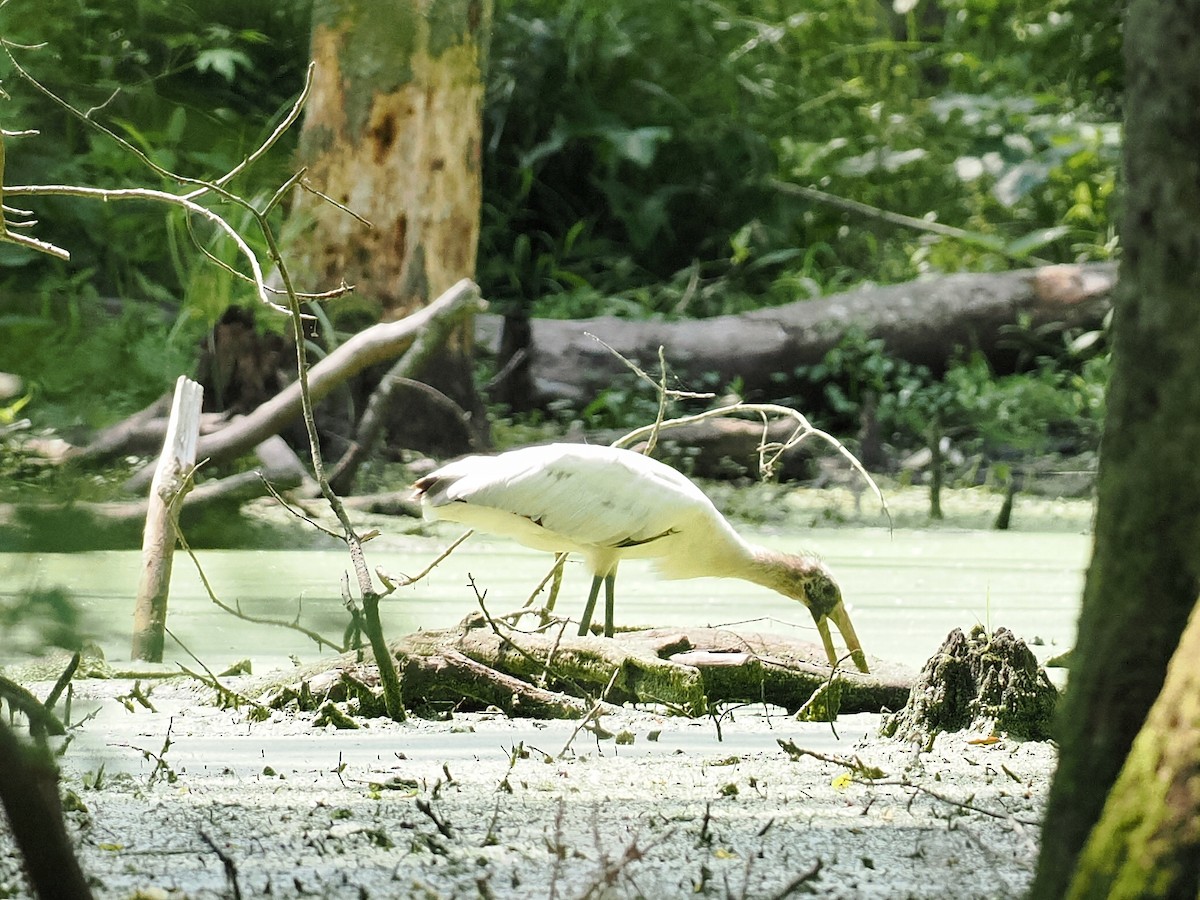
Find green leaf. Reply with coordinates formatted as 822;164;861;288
1005;225;1072;257
194;48;253;83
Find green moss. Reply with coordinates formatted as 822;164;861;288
882;625;1058;743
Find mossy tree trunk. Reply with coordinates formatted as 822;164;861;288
1065;604;1200;898
291;0;492;454
1031;5;1200;897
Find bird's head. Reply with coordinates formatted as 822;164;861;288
760;554;868;673
754;552;842;618
799;564;843;621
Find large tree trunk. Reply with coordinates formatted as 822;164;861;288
290;0;492;453
1066;603;1200;898
1031;6;1200;896
480;263;1115;407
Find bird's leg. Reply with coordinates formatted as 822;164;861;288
578;574;604;637
544;553;566;613
814;602;870;674
602;571;616;638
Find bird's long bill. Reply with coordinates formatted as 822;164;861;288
816;601;870;674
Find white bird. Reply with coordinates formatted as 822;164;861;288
414;443;869;673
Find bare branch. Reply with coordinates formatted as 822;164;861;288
183;62;317;200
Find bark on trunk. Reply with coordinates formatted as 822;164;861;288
290;0;492;453
1066;603;1200;899
1031;7;1200;895
477;263;1115;407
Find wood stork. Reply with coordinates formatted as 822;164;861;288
413;443;869;673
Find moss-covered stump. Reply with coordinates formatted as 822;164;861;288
262;613;912;720
881;625;1057;744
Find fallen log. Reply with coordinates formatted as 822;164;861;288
0;456;303;548
478;263;1116;407
264;614;913;719
71;394;229;465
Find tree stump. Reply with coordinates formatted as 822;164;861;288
880;625;1057;745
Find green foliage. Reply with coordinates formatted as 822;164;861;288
793;326;1107;462
0;0;1122;447
0;0;311;427
0;1;310;300
0;277;195;431
481;0;1121;319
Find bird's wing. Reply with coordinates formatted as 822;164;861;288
420;444;714;549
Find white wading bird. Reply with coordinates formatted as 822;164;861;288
414;443;869;673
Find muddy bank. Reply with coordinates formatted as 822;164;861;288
1;677;1051;899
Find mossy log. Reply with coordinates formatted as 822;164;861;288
265;614;912;720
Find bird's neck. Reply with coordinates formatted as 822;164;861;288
739;546;818;597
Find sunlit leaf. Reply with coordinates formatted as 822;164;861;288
1005;225;1072;257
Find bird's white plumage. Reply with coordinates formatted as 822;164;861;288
417;443;753;579
414;442;869;672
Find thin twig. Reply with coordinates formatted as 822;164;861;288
166;627;270;715
871;777;1041;827
770;179;1050;266
199;830;243;900
171;502;345;652
300;178;374;227
557;667;622;759
257;475;344;540
521;552;567;609
467;575;591;699
185;62;316;199
376;530;474;592
615;402;890;525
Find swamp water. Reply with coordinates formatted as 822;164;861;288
3;525;1089;673
0;524;1081;898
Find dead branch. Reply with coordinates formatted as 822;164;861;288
125;279;483;493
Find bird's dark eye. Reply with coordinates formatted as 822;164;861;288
806;576;839;618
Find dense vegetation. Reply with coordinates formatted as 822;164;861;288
0;0;1119;479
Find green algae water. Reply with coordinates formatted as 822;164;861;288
2;526;1088;673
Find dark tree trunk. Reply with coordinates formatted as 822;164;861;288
290;0;492;454
1031;6;1200;896
0;721;93;900
1065;605;1200;898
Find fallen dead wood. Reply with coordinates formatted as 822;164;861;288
124;279;483;492
265;614;912;719
478;263;1116;407
71;394;230;465
0;463;302;537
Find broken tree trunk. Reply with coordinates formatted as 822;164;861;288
478;263;1116;407
132;376;203;662
1066;601;1200;899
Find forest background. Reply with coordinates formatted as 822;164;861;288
0;0;1120;501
